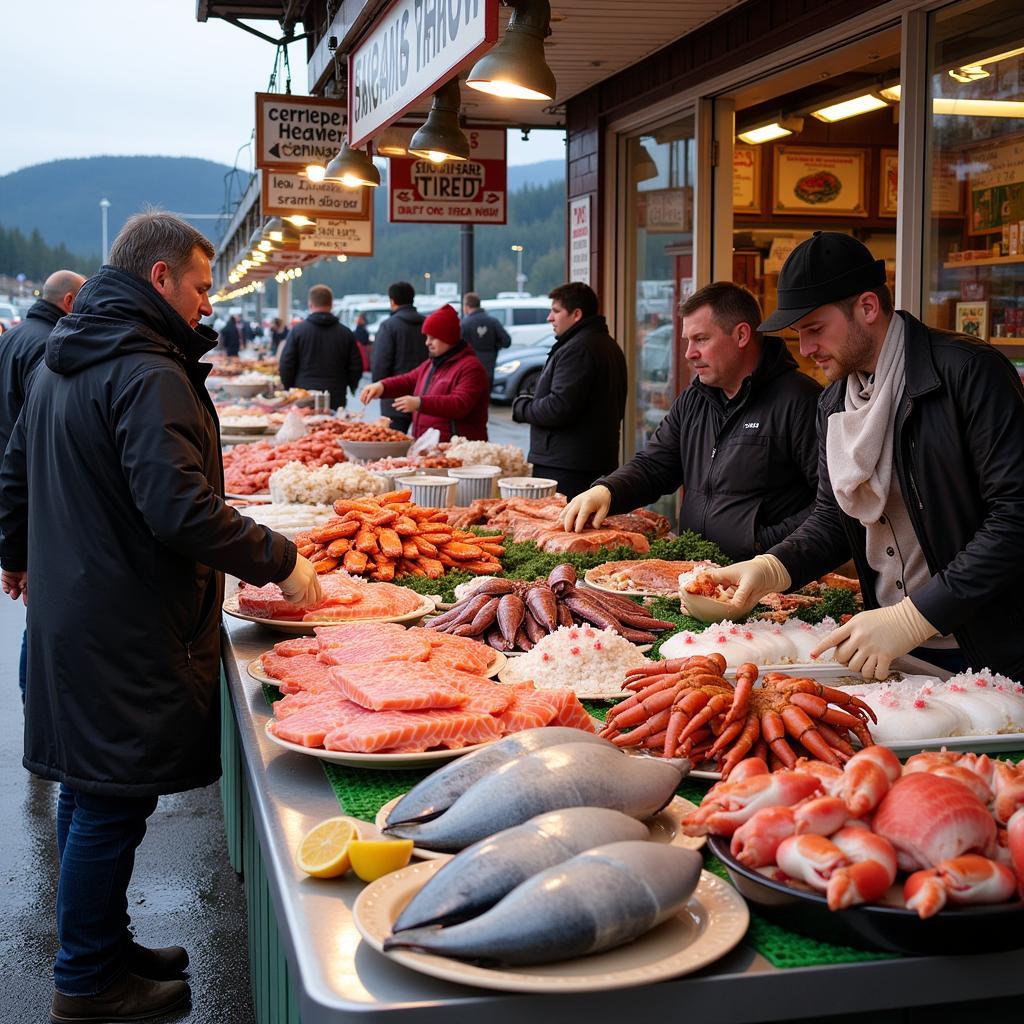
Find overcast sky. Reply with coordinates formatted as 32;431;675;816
3;0;565;177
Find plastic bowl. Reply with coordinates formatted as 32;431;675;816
498;476;558;499
706;835;1024;955
399;476;458;509
679;589;740;623
222;380;273;399
448;465;502;505
340;439;413;462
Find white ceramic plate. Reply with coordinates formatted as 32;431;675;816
581;570;674;599
373;793;705;861
263;719;493;769
224;491;273;503
223;592;436;634
878;732;1024;756
246;649;506;683
352;863;748;993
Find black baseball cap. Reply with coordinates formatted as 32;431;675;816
759;231;887;332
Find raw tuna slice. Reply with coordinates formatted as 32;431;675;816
273;690;345;719
329;663;468;711
314;622;406;649
497;683;559;732
408;628;495;674
268;696;356;746
302;582;425;621
260;653;334;694
317;626;432;667
273;636;321;657
322;704;504;754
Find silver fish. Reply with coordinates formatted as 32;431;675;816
385;727;612;827
383;743;689;852
392;807;649;932
384;841;703;965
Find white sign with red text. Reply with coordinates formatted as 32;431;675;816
569;195;591;285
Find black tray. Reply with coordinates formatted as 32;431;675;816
707;835;1024;956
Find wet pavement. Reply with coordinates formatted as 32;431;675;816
0;595;254;1024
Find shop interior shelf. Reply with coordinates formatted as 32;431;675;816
943;254;1024;269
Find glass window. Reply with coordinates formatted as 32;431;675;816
511;307;549;325
925;0;1024;375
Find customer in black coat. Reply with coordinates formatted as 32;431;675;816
219;313;241;356
512;282;627;498
0;213;321;1020
278;284;362;408
563;283;821;560
461;291;511;383
371;281;426;432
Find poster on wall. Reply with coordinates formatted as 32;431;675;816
733;146;761;213
880;149;899;217
638;187;691;232
569;195;591;285
955;300;989;340
260;170;371;219
297;215;374;257
773;146;868;217
967;136;1024;233
881;150;962;218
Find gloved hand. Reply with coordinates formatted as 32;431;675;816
703;555;792;615
278;555;322;608
810;598;937;680
561;485;612;533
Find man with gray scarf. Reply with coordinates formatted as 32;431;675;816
705;232;1024;680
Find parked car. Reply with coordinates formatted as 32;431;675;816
0;302;21;334
490;334;556;402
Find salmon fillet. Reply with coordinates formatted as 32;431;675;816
498;683;559;732
317;627;432;666
408;628;495;674
260;652;334;694
329;663;469;711
272;636;321;657
267;695;353;746
322;703;504;753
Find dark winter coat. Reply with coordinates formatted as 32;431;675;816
219;316;241;356
380;341;489;442
770;311;1024;679
512;314;627;476
460;307;511;381
0;298;62;456
0;266;296;797
596;338;821;560
278;311;362;408
372;305;426;427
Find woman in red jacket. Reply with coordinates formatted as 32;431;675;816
360;304;489;441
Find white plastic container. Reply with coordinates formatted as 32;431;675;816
497;476;558;499
448;465;502;505
399;476;458;508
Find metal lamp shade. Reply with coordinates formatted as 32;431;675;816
408;82;470;163
466;0;555;101
323;143;381;188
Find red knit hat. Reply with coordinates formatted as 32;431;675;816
422;304;461;347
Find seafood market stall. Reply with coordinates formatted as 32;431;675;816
220;616;1024;1024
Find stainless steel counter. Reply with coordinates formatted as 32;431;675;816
222;618;1024;1023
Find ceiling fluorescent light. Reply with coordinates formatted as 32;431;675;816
811;93;888;123
879;83;901;102
737;116;804;145
933;97;1024;117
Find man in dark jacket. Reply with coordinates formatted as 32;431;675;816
563;282;821;560
278;284;362;408
511;282;627;498
0;213;321;1022
705;232;1024;680
218;313;241;356
461;291;511;383
371;281;426;432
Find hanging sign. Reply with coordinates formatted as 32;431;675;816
255;93;346;170
569;195;591;285
298;216;375;257
389;126;506;224
348;0;498;148
260;170;372;219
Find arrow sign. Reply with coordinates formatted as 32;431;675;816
255;93;345;171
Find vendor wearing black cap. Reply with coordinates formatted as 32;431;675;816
705;231;1024;680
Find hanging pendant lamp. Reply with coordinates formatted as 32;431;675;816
467;0;556;101
323;141;381;188
409;79;470;163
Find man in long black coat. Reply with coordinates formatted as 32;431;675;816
512;282;627;498
0;213;321;1022
461;291;511;383
278;284;362;408
371;281;426;432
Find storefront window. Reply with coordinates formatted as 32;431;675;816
925;0;1024;376
628;116;695;479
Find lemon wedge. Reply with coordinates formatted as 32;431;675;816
296;817;360;878
347;839;414;881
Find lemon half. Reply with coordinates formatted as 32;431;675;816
347;839;414;881
296;817;360;878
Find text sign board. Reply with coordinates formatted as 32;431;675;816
569;195;591;285
298;216;375;257
261;170;372;220
389;126;506;224
348;0;497;148
255;93;345;170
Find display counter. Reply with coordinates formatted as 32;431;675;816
220;617;1024;1024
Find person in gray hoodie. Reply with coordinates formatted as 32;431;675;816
371;281;426;432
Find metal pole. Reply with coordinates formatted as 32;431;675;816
460;223;474;298
100;198;111;262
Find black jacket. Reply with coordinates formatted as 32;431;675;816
770;311;1024;678
512;314;628;475
461;307;511;379
372;305;426;425
278;311;362;408
0;266;296;797
0;298;62;456
219;317;241;356
596;338;821;560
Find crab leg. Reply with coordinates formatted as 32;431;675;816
706;716;748;761
761;710;799;769
722;663;759;727
718;715;761;779
611;707;672;747
603;677;685;729
781;706;842;766
662;689;713;758
812;720;855;760
788;694;874;748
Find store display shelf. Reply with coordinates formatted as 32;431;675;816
991;337;1024;345
943;254;1024;269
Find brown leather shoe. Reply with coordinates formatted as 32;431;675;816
51;971;190;1022
127;942;190;980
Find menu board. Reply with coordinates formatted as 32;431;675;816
773;146;868;217
733;146;761;213
968;135;1024;234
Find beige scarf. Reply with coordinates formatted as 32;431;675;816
825;315;905;525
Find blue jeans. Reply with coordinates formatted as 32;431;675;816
55;785;158;995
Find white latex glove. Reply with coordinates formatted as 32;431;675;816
278;555;322;608
810;598;937;680
561;485;611;533
359;382;384;404
704;555;792;615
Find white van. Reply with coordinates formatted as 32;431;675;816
476;296;552;347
